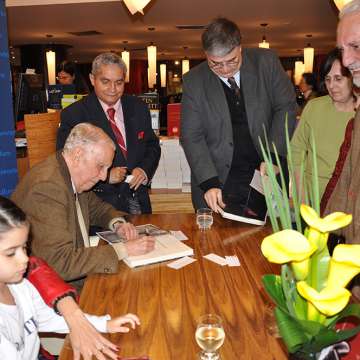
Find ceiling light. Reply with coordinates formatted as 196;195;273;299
121;49;130;83
333;0;352;10
258;23;270;49
174;60;180;65
294;61;305;85
160;64;166;88
304;35;314;73
123;0;151;15
46;50;56;85
147;43;157;88
182;58;190;75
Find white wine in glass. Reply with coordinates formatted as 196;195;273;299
195;314;225;359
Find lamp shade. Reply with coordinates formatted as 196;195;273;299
123;0;151;15
182;59;189;75
160;63;166;87
121;50;130;83
294;61;305;85
304;45;314;73
333;0;352;10
259;39;270;49
147;44;157;89
46;50;56;85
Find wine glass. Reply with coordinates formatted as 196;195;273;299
196;208;213;230
195;314;225;359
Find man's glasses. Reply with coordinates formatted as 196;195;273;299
207;57;240;70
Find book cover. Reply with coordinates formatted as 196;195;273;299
123;234;193;268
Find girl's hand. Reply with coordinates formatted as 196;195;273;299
107;313;140;333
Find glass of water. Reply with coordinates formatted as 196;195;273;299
196;208;213;230
195;314;225;359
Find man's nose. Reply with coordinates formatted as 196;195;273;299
342;48;353;68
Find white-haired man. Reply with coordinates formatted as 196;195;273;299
12;123;155;290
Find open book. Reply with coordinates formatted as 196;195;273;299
123;233;194;268
219;170;268;226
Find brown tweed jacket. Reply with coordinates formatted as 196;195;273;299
12;151;125;283
324;109;360;244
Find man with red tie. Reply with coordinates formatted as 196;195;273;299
57;52;161;213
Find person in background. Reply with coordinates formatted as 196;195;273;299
12;123;155;290
291;48;358;207
299;72;318;104
180;17;297;213
56;53;161;214
0;195;140;360
57;60;89;94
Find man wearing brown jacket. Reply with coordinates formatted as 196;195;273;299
12;123;154;289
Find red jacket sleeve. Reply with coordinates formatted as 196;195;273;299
27;256;78;308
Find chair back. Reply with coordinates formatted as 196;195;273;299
24;112;60;168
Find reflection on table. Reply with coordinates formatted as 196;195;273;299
59;213;286;360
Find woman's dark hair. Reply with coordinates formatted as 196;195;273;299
319;48;352;94
0;196;28;235
302;72;318;92
56;61;89;94
57;61;76;77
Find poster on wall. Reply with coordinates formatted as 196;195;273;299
0;2;18;196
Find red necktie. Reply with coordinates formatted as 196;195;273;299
107;107;127;158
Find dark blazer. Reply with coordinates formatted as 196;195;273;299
57;92;161;213
180;48;297;209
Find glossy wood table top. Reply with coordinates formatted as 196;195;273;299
59;213;286;360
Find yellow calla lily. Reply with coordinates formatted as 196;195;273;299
327;244;360;288
297;281;351;317
261;229;316;263
300;205;352;233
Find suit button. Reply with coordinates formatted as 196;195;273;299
229;142;233;146
104;267;110;273
226;164;230;168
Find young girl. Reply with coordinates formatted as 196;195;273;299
0;196;140;359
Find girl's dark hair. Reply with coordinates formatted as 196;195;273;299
302;72;318;92
319;48;352;94
0;196;27;234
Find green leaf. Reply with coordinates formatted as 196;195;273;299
262;274;287;311
275;307;311;353
310;130;320;215
308;239;330;292
281;265;297;317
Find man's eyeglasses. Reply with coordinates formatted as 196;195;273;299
207;57;240;70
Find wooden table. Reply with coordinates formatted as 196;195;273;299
59;214;286;360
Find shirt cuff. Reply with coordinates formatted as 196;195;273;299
111;242;128;260
108;217;126;231
137;167;149;185
84;314;111;333
199;177;222;193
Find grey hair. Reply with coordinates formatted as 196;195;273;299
63;123;115;153
202;17;241;57
339;0;360;18
91;52;127;75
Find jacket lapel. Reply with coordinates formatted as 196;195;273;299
121;96;137;168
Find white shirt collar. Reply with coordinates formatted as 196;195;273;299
218;70;240;88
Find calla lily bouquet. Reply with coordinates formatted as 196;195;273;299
259;125;360;359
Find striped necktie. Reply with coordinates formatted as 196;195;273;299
227;77;241;100
107;107;127;158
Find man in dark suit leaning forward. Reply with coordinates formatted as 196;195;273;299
180;17;297;213
57;52;161;214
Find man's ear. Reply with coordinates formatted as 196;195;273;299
73;147;83;163
89;73;95;86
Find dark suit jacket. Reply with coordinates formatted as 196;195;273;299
180;48;297;209
11;152;124;285
57;92;161;213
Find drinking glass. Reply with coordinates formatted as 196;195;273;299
196;208;213;230
195;314;225;360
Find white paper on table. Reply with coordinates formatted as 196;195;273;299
225;255;241;267
203;253;228;266
170;230;188;241
167;256;197;270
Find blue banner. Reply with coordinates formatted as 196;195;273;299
0;0;18;197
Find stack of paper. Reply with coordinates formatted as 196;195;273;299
123;234;194;268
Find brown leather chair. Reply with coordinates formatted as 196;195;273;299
24;111;60;168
